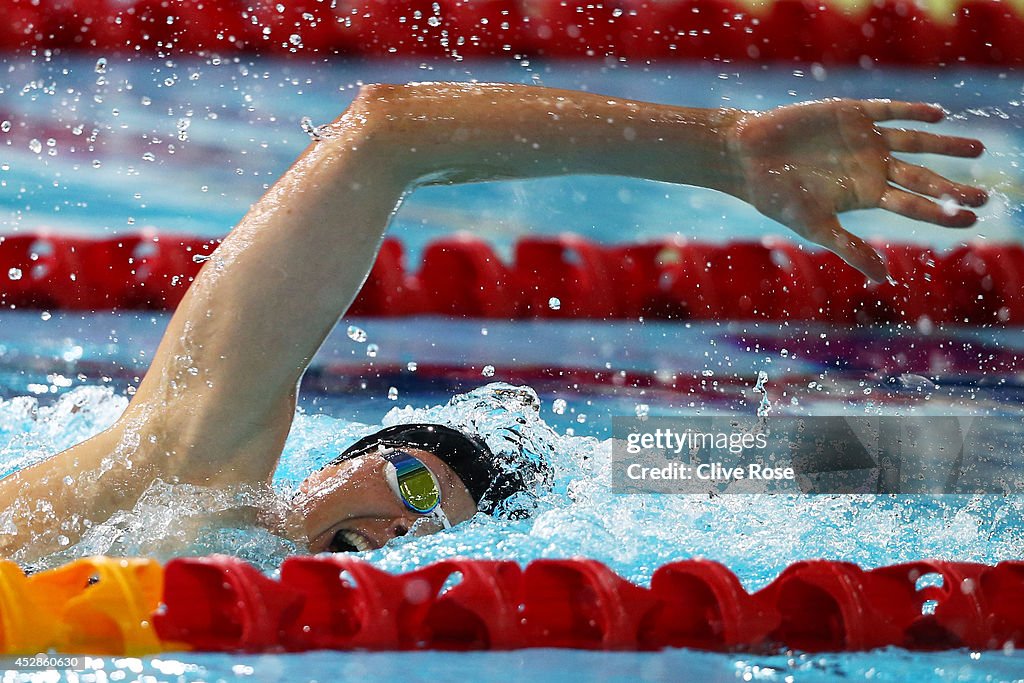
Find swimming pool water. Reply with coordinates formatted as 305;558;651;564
7;648;1024;683
2;312;1024;680
2;56;1024;681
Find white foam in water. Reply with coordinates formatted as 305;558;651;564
3;383;1023;586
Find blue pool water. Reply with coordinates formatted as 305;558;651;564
2;314;1024;681
2;56;1024;681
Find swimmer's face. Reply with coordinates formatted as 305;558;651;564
292;447;477;553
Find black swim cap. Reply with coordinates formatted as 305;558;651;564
328;423;537;515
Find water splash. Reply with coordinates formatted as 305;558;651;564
36;480;298;571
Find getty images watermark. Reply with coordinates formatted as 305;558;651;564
612;416;1024;495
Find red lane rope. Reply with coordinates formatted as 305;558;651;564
149;556;1024;652
2;232;1022;325
5;555;1022;654
0;0;1021;65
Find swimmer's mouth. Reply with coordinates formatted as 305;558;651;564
328;529;372;553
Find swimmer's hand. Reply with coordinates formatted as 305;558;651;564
727;99;988;283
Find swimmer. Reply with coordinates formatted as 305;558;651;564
0;83;988;561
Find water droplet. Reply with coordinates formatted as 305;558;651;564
300;116;322;140
28;138;42;154
482;365;495;377
387;386;398;400
347;325;367;342
552;398;567;415
289;33;302;46
897;374;937;391
366;343;379;358
94;57;107;74
0;120;10;133
142;152;156;162
635;403;649;418
753;370;772;418
192;253;211;264
407;361;418;372
63;476;74;486
548;297;561;311
40;311;51;321
7;268;22;281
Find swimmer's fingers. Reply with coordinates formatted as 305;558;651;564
805;215;888;283
887;159;989;207
882;128;985;158
879;186;979;228
859;99;945;123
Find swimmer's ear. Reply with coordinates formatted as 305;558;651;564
806;215;889;284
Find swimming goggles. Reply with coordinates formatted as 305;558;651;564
382;449;451;530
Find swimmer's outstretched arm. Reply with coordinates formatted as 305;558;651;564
0;83;986;559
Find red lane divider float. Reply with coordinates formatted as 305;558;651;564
149;556;1024;652
0;0;1022;65
0;233;220;311
2;232;1023;325
4;555;1024;654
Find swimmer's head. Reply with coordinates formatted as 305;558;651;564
293;423;549;553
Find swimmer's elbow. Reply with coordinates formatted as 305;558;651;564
349;83;387;114
352;82;431;108
352;82;401;105
321;83;409;156
346;82;447;135
346;83;407;132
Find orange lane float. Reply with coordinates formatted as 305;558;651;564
2;556;1024;654
2;232;1023;325
0;557;164;656
0;0;1022;65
